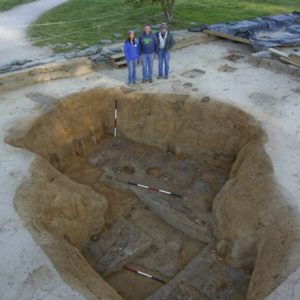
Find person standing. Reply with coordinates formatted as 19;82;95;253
156;23;174;79
124;30;139;86
139;25;158;83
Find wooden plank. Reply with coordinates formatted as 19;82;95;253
267;48;300;68
114;60;127;68
288;53;300;64
111;53;126;60
280;57;300;68
203;29;251;45
268;48;289;58
115;60;127;65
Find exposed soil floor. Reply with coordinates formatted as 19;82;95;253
57;135;248;299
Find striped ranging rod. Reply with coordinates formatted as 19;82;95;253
127;181;183;198
114;100;118;137
124;266;166;284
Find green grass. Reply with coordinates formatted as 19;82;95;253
174;0;299;27
0;0;34;11
28;0;300;52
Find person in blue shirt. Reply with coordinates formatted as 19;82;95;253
139;25;158;83
124;30;140;86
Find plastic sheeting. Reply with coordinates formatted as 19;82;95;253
197;12;300;50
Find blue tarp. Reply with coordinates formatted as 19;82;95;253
199;12;300;50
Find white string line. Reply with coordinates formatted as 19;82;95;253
2;4;294;29
30;14;131;43
0;14;136;51
1;4;145;28
23;10;139;45
3;16;106;28
0;24;101;51
30;23;102;43
0;4;159;53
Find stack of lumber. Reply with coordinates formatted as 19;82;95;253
111;53;127;68
268;48;300;68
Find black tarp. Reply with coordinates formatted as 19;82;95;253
190;12;300;50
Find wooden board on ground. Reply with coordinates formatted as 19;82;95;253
111;53;126;60
268;48;289;58
268;48;300;68
289;53;300;64
111;52;127;68
114;60;127;68
203;29;251;45
280;57;300;68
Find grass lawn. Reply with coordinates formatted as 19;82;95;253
0;0;34;11
28;0;300;52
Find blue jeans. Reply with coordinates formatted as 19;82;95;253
142;53;154;81
158;49;170;77
127;59;137;84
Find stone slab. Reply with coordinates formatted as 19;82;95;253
132;189;214;243
84;218;152;276
147;243;249;300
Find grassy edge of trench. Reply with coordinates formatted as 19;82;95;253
27;0;300;52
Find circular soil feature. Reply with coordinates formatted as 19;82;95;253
121;165;135;175
113;165;136;175
146;167;162;177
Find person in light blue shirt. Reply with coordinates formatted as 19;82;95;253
124;30;140;86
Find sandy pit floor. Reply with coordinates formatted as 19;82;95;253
1;39;300;300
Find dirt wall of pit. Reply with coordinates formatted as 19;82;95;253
8;87;300;300
9;88;261;162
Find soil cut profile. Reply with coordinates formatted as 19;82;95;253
7;88;300;300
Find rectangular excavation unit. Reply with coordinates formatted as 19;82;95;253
8;88;300;300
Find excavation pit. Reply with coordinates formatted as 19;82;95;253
8;88;297;300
